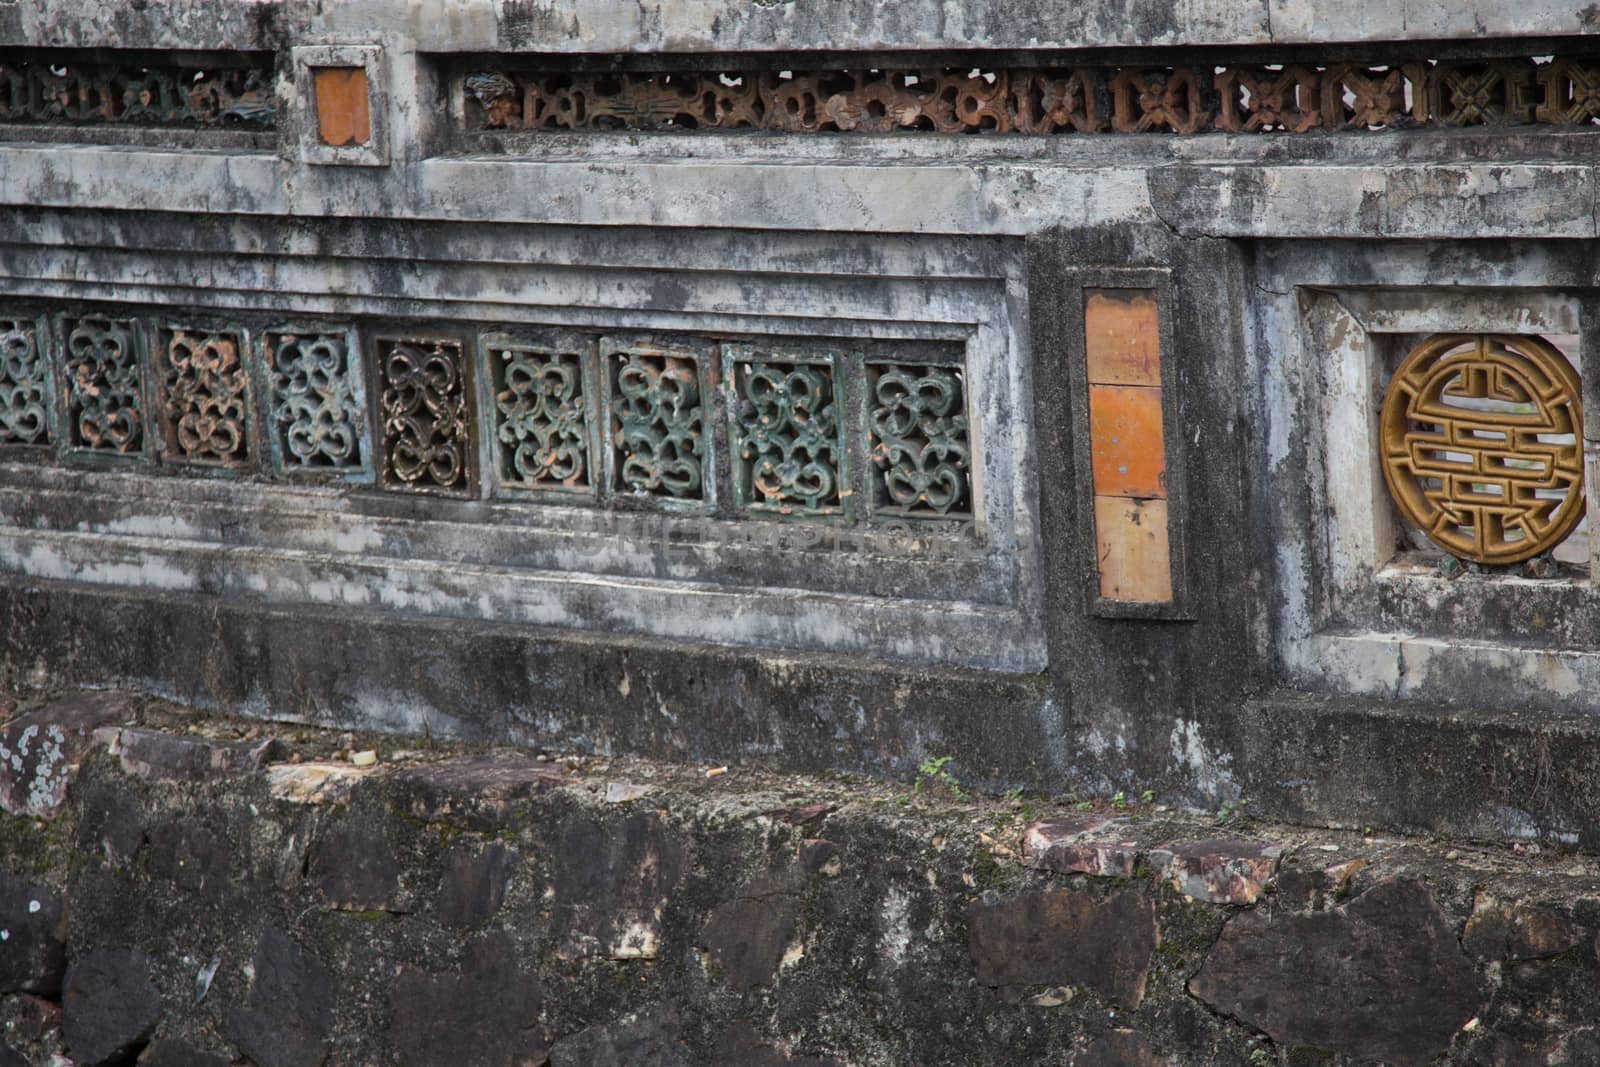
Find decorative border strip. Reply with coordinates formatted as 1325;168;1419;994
461;58;1600;135
0;309;974;530
0;54;274;129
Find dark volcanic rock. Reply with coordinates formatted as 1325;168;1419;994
62;947;163;1067
968;888;1156;1007
1463;899;1581;962
388;755;569;832
147;821;233;907
1071;1030;1169;1066
138;1038;231;1067
226;926;335;1067
1021;817;1137;878
1189;876;1483;1066
0;691;133;817
550;813;686;960
1147;838;1284;905
714;1022;842;1066
436;841;515;928
390;931;544;1066
75;778;149;865
108;727;277;784
701;869;802;993
0;871;66;995
548;1005;691;1067
312;818;401;911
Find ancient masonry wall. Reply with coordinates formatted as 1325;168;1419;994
0;690;1597;1067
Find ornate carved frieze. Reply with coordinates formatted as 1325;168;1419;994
605;341;710;506
153;327;250;468
867;362;972;518
0;318;51;447
263;329;371;479
0;55;274;128
59;317;145;457
1380;333;1585;565
378;337;472;494
463;57;1600;135
726;345;848;518
485;338;596;497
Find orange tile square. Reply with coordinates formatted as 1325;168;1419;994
1089;384;1167;498
1095;496;1173;603
1085;289;1161;387
314;67;371;147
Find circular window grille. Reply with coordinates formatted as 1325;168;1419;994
1379;333;1585;565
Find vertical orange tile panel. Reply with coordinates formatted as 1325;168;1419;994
314;67;371;147
1088;384;1167;498
1085;290;1161;387
1095;497;1173;602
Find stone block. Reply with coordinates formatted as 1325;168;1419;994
62;948;162;1067
0;871;65;996
1147;839;1284;905
138;1039;231;1067
968;888;1156;1007
549;1005;691;1067
147;821;234;908
226;926;335;1067
714;1021;842;1066
1072;1030;1170;1066
312;818;401;911
1463;898;1582;962
266;761;372;805
1020;817;1138;878
436;841;515;928
390;932;544;1066
106;727;277;784
388;755;569;832
550;813;686;961
1190;877;1482;1066
1094;497;1173;602
700;872;802;992
0;691;134;818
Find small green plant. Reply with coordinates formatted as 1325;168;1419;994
1003;786;1025;804
913;755;967;801
1216;797;1249;824
1248;1047;1273;1066
1140;789;1155;804
1074;800;1094;812
1111;791;1128;810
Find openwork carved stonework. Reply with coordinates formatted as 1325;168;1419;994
60;317;144;456
463;57;1600;135
606;342;708;505
0;56;275;128
380;338;471;493
264;330;370;478
487;339;595;496
154;327;250;468
0;319;51;447
1380;334;1585;566
868;362;972;518
727;346;847;518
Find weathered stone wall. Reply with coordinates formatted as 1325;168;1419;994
4;689;1600;1066
3;0;1600;849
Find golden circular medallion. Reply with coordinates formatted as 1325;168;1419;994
1379;333;1585;565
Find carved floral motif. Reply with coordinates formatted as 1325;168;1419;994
380;339;470;492
0;319;50;446
868;363;972;517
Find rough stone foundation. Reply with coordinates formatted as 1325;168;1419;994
2;689;1599;1066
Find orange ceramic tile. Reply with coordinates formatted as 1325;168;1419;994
314;67;371;147
1095;496;1173;602
1085;289;1161;387
1089;384;1167;498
